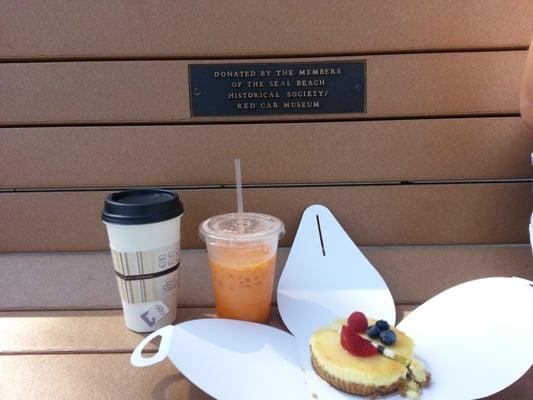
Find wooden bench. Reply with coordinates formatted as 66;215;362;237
1;1;532;398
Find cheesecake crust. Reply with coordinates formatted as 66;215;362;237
311;352;401;397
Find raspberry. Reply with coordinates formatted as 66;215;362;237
347;311;368;333
340;325;378;357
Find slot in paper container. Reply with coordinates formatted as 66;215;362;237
132;205;533;399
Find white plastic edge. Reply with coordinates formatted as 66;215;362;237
130;324;174;367
512;276;533;286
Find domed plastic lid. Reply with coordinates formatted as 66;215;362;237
199;212;284;243
102;189;183;225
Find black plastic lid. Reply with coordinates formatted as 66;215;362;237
102;189;184;225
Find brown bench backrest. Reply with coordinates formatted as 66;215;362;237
1;1;532;267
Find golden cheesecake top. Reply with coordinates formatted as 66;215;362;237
310;318;415;387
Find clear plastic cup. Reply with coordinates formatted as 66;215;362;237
199;212;285;322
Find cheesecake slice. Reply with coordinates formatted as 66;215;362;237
310;317;430;398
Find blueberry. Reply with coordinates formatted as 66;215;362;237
379;329;397;346
375;320;390;331
366;325;381;338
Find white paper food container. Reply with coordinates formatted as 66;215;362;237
131;205;533;399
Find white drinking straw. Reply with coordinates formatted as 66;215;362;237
235;159;244;230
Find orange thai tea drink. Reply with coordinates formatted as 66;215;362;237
199;212;284;322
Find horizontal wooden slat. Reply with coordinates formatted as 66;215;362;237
0;306;415;355
0;338;531;400
0;184;531;252
0;249;280;310
2;117;532;189
1;1;531;59
0;307;285;354
0;354;213;400
1;246;531;310
0;309;160;354
0;52;525;125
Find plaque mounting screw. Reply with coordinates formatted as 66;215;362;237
355;83;362;91
193;88;202;96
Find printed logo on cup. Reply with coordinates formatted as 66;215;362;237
140;302;170;327
158;250;179;270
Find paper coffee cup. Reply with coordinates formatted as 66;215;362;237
102;189;184;332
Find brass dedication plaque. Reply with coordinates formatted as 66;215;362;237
189;61;366;117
